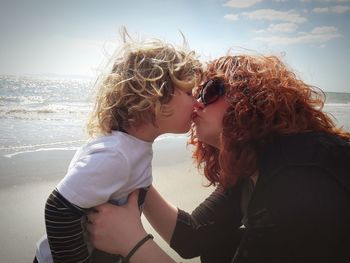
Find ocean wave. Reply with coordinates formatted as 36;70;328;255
4;146;80;158
0;140;86;151
0;95;21;103
2;140;86;158
2;136;188;158
0;95;45;105
0;103;92;120
5;108;55;114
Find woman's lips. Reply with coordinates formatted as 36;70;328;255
191;112;199;121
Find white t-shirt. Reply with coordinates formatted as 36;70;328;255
36;131;153;262
57;130;153;207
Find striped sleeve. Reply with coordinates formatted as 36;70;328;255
45;189;90;263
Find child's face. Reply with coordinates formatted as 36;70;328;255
158;87;196;134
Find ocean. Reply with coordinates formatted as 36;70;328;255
0;75;94;157
1;75;350;158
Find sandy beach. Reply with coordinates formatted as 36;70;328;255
0;136;214;263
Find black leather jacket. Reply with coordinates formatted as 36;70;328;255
170;132;350;263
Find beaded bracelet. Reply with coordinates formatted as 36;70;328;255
123;234;154;262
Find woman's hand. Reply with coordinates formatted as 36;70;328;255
87;190;147;256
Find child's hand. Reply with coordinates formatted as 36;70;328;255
87;190;148;256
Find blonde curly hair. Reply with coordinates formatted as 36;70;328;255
87;30;202;137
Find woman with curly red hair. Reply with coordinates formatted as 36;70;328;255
87;54;350;263
192;55;350;188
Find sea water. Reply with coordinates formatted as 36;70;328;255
0;75;93;157
1;75;350;158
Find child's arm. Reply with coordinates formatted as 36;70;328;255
45;189;90;263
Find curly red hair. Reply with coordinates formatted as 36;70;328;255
190;55;350;188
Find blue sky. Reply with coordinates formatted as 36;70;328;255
0;0;349;92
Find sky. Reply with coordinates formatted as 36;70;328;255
0;0;349;92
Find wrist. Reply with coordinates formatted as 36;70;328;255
125;237;176;263
123;234;154;262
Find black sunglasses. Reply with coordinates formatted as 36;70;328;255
198;79;225;105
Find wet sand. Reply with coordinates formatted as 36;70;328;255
0;137;214;263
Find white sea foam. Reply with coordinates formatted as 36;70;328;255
4;146;80;158
1;140;86;158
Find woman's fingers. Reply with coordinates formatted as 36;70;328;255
87;190;140;226
86;189;147;254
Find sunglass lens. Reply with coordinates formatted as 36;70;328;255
201;79;223;105
204;84;218;104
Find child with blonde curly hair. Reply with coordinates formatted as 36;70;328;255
34;29;202;263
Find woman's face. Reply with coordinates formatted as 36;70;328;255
192;96;230;148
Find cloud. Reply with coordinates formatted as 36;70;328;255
224;14;240;21
224;0;263;8
253;23;298;33
312;7;329;12
242;9;307;23
267;23;298;32
311;26;339;34
254;26;342;45
312;5;350;13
